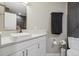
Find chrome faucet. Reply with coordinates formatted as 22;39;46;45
16;25;22;33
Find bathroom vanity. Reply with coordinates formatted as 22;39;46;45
0;4;47;56
0;33;47;56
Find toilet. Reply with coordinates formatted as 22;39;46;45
67;37;79;56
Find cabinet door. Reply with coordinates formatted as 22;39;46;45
11;44;38;56
10;50;25;56
26;44;38;56
11;51;23;56
38;36;46;56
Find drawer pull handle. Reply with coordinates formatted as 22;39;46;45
26;49;28;56
23;51;25;56
38;44;40;48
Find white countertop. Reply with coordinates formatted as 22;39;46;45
0;33;47;48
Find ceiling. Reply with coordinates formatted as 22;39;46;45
0;2;26;16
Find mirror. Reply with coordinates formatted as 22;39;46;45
0;2;26;31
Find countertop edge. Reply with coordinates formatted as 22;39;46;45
0;34;47;48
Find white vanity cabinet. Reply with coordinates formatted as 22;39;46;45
0;35;46;56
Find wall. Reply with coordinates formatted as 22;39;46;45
26;2;67;53
0;5;5;31
68;2;79;37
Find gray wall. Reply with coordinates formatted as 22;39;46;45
27;2;67;53
68;2;79;37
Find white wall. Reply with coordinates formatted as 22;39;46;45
26;2;68;53
0;5;5;31
5;12;16;30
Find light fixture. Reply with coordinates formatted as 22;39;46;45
24;1;28;4
22;2;31;6
18;13;21;15
22;1;28;6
